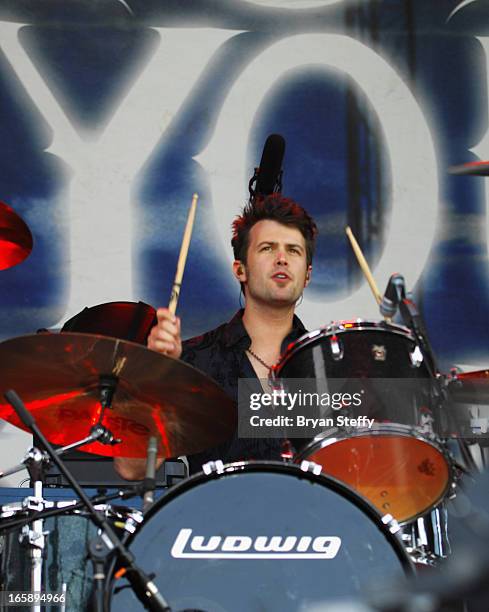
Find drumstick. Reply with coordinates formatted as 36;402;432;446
345;226;382;305
168;193;199;315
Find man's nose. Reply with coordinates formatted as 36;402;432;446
275;250;288;265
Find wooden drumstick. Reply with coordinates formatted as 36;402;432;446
168;193;199;315
345;226;382;305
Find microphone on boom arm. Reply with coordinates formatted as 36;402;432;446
248;134;286;202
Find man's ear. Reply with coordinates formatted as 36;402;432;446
304;265;312;287
233;260;247;282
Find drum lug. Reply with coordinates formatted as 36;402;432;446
409;345;424;368
381;513;400;535
202;460;225;475
448;481;458;500
329;335;344;361
299;460;322;476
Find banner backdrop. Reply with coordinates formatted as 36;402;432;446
0;0;489;477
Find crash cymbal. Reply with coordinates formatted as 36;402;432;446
449;161;489;177
0;333;236;458
0;201;33;270
448;369;489;404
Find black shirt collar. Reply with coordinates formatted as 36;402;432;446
222;309;307;353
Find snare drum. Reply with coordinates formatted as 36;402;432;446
272;320;453;524
108;461;411;611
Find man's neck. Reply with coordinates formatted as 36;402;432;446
242;301;295;350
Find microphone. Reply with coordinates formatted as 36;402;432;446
143;436;158;511
379;273;405;318
249;134;286;200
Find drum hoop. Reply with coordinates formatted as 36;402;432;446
298;423;453;455
295;428;455;525
271;320;417;379
137;460;413;572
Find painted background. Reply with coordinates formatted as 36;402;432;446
0;0;489;482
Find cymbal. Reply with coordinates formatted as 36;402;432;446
448;370;489;404
0;201;33;270
449;161;489;177
0;333;236;459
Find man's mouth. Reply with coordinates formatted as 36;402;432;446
272;272;290;281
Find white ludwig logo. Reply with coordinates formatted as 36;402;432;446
171;528;342;559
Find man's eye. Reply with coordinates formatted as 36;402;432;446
261;245;272;251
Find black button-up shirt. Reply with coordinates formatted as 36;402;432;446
181;309;307;473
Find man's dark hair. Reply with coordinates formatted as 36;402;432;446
231;194;318;266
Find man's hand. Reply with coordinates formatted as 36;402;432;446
147;307;182;359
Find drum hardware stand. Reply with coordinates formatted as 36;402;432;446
3;389;173;612
378;274;439;381
88;374;122;437
0;418;123;612
98;374;118;410
0;486;142;533
398;295;439;381
0;423;120;482
389;281;471;446
393;286;480;561
395;291;455;442
400;506;451;567
445;369;488;472
19;452;47;612
89;534;113;612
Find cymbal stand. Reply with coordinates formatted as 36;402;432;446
399;294;478;472
0;426;119;612
0;423;120;481
88;373;121;435
3;389;172;612
17;445;48;612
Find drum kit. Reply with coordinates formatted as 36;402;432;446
0;193;489;611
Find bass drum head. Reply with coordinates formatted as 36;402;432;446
297;425;451;524
109;462;411;612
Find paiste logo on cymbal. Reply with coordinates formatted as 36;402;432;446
58;407;151;436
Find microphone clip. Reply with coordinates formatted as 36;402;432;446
379;273;406;319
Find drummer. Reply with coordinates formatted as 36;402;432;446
114;194;317;480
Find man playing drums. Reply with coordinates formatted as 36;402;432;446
115;194;317;479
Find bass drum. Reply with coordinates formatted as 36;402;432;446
108;462;411;612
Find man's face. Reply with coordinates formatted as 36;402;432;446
234;219;311;307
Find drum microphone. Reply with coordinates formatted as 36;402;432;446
379;273;405;318
143;436;158;511
249;133;286;201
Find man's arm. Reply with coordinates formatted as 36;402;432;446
114;307;183;480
